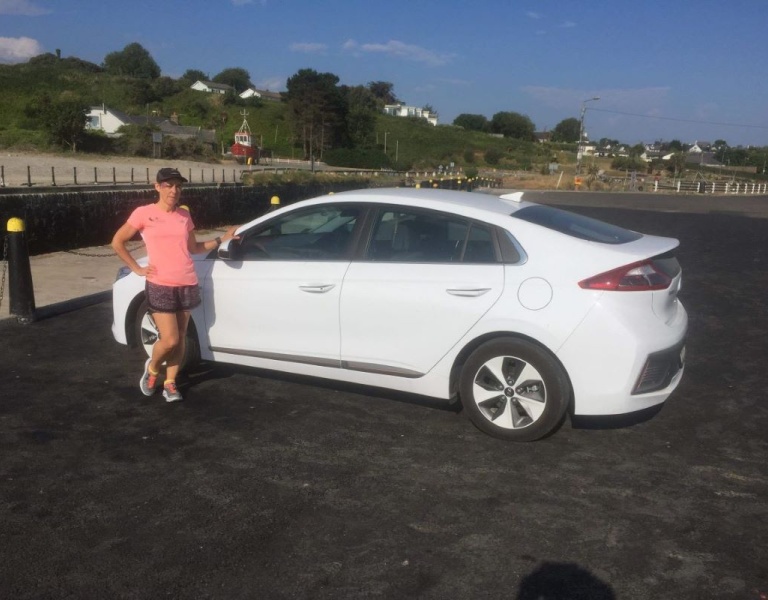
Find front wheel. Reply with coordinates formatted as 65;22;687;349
459;337;570;441
133;298;200;372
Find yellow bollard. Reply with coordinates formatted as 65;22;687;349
267;195;281;213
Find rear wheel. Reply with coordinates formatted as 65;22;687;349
459;337;569;441
133;298;200;372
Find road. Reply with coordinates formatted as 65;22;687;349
0;199;767;599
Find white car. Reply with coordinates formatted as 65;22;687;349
112;188;687;441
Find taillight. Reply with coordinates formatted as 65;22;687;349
579;259;672;291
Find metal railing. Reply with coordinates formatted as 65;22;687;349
0;164;254;189
654;180;768;194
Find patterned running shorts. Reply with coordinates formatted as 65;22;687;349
146;281;201;313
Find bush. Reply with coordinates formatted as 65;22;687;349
611;156;646;171
0;128;49;149
484;148;502;165
323;147;391;169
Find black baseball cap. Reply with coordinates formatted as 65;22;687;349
156;167;188;183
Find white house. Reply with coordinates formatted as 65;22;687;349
85;105;216;147
688;141;712;154
239;87;282;102
190;80;235;94
86;105;136;136
383;103;438;126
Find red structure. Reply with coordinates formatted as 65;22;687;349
230;110;260;164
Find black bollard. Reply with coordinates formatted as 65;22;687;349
6;218;36;323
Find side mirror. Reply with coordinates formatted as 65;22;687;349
217;237;241;261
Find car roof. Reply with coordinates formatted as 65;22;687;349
317;187;532;218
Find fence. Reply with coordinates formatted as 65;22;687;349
0;163;255;189
654;180;768;194
0;157;504;190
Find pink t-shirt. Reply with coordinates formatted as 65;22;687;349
127;204;197;286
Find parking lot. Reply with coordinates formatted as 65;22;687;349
1;197;767;599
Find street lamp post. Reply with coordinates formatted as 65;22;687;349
576;97;600;175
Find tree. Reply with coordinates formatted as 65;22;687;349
212;68;251;92
285;69;347;159
151;76;182;99
665;152;687;176
599;137;620;148
453;113;489;132
102;43;160;79
423;104;437;117
551;118;580;143
367;81;398;106
181;69;207;83
489;111;535;141
342;85;378;147
26;93;88;151
666;139;683;152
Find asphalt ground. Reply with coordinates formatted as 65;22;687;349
1;193;767;599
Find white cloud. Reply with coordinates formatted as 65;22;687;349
0;36;44;63
559;21;577;28
526;11;542;19
289;42;328;54
343;39;453;66
0;0;49;15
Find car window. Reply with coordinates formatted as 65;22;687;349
511;205;642;244
365;209;497;263
238;205;360;260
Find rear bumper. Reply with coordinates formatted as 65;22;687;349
633;340;685;395
557;299;688;416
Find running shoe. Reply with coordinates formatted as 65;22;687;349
163;381;183;403
139;358;158;396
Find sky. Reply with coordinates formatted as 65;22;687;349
2;0;768;147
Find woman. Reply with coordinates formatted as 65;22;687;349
112;167;238;402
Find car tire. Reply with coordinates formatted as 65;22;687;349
459;337;570;441
133;298;200;372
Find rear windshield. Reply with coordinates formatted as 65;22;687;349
511;205;642;244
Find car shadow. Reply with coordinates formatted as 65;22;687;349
183;361;463;413
570;404;665;430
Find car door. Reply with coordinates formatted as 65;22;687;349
340;207;504;377
203;203;361;367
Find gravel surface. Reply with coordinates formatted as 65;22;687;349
0;198;766;599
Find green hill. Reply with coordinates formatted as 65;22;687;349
0;53;566;173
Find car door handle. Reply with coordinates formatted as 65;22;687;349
446;287;492;297
299;284;336;294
